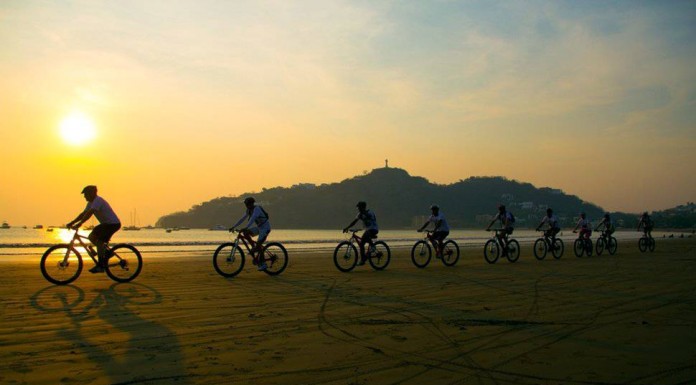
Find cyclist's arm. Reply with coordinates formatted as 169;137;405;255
344;218;359;232
417;221;429;232
68;208;95;228
230;213;248;230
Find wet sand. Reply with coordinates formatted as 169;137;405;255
1;238;695;384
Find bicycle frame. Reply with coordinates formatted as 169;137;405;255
231;230;258;255
64;231;100;266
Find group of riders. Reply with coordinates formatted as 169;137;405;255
68;185;656;272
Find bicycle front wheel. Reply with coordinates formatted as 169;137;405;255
552;238;564;259
533;238;547;260
262;242;288;276
369;241;391;270
573;239;585;258
40;245;83;285
506;239;520;262
484;239;500;264
596;237;605;256
441;240;460;267
410;240;431;268
333;241;358;272
607;237;618;255
213;243;245;277
105;244;143;283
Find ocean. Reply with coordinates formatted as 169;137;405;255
0;227;669;259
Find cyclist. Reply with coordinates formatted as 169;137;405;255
535;208;561;246
230;197;271;271
66;185;121;273
573;212;592;239
417;204;450;258
595;213;615;238
485;205;515;255
637;212;654;239
343;201;379;265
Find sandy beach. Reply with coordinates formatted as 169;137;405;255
1;238;695;385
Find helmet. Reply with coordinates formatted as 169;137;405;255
604;213;610;219
580;212;586;218
498;204;506;212
81;185;97;194
356;201;367;209
642;211;648;217
430;204;439;211
546;208;553;214
243;197;255;205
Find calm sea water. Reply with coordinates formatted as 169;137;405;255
0;227;670;259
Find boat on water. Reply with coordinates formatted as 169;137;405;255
33;224;44;229
1;221;10;229
208;224;227;231
123;209;141;231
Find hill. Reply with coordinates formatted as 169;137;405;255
156;167;609;229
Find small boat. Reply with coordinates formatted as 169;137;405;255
123;225;141;231
33;225;44;229
1;221;10;229
208;224;227;231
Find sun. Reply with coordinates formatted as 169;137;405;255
59;112;96;146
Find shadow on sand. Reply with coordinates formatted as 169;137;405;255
30;283;194;384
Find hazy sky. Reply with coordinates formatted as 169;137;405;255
1;0;694;226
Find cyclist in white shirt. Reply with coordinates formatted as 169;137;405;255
417;205;450;258
230;197;271;271
66;185;121;273
536;208;561;244
486;205;515;255
573;212;592;240
343;201;379;265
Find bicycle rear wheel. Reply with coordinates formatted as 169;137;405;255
262;242;288;276
213;243;245;277
40;245;83;285
333;241;358;272
105;244;143;283
369;241;391;270
410;240;431;268
484;239;499;264
506;239;520;262
533;238;547;260
441;240;460;267
551;238;564;259
648;238;656;252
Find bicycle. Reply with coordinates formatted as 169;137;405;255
638;233;656;253
533;230;564;260
595;230;618;255
483;229;520;264
333;229;391;272
410;231;460;268
40;229;143;285
572;230;593;257
213;230;288;277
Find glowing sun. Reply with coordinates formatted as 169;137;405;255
59;112;96;146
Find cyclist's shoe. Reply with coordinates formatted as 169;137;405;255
257;262;268;271
89;265;105;274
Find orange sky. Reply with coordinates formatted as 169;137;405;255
1;1;694;226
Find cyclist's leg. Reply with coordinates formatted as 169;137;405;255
255;228;270;264
362;229;378;259
433;231;448;255
89;223;120;268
